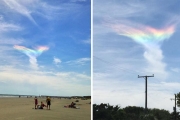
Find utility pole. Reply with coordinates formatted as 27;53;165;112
175;94;177;120
171;94;177;120
138;74;154;114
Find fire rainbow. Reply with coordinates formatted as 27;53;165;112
13;45;49;57
109;24;175;44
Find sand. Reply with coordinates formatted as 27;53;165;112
0;97;91;120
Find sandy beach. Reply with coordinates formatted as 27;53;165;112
0;97;91;120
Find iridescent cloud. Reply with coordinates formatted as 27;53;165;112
109;24;175;45
14;45;49;69
107;22;176;79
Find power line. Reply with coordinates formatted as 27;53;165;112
94;55;146;75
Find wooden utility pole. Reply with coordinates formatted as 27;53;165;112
138;74;154;114
171;94;177;120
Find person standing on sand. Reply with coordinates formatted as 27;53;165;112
46;96;51;110
46;96;48;108
34;96;38;109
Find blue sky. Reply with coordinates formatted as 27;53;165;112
0;0;91;96
93;0;180;112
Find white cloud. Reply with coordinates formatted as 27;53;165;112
3;0;38;25
82;39;91;44
143;45;168;80
0;38;24;45
53;57;61;64
53;57;61;67
55;72;90;81
70;0;86;2
0;15;3;20
66;57;90;65
1;0;89;26
2;0;63;25
170;68;180;73
0;66;90;95
0;22;22;32
29;56;38;69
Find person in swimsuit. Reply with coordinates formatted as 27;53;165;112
34;97;38;109
64;102;79;109
70;102;76;108
37;102;47;109
46;96;51;110
64;102;76;108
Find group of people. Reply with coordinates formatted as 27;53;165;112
34;96;51;110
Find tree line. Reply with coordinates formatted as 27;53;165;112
93;92;180;120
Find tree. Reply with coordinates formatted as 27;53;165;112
93;103;171;120
93;103;126;120
139;114;155;120
170;111;180;120
123;106;144;120
149;108;170;120
177;92;180;108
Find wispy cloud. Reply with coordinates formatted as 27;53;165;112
0;38;24;45
82;39;91;44
3;0;38;25
0;22;22;32
70;0;87;2
2;0;64;25
0;15;3;20
13;45;49;69
66;57;90;65
170;68;180;73
53;57;61;67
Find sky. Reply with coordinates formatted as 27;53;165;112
0;0;91;96
93;0;180;112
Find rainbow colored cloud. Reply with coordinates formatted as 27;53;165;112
109;24;175;45
14;45;49;69
106;21;177;79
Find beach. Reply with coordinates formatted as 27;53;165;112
0;97;91;120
